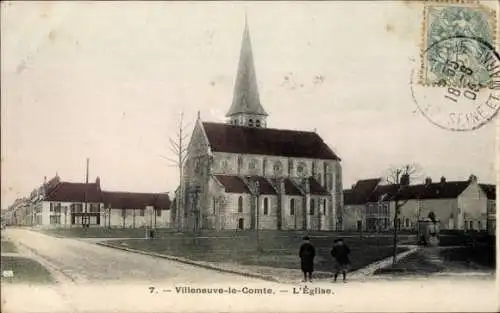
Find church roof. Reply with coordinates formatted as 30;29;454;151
214;175;251;194
308;177;331;196
226;18;267;117
203;122;340;160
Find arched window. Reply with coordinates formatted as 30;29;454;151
238;196;243;213
248;119;254;127
323;199;327;215
290;198;295;216
213;198;216;215
256;120;261;127
263;198;269;215
309;199;315;215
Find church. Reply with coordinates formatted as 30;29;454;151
174;19;343;232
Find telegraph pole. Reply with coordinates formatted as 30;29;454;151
83;158;89;229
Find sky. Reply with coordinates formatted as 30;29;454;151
1;1;498;209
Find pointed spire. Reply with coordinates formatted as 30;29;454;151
226;16;267;117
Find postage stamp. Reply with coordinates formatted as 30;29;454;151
412;1;500;131
420;1;497;86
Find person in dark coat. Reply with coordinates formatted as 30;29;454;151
299;236;316;282
330;238;350;282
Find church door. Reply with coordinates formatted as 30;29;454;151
238;218;244;230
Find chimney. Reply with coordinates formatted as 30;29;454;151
96;176;101;187
425;177;432;185
440;176;446;184
400;173;410;186
44;176;47;184
468;174;478;183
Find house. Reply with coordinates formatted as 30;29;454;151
16;174;171;228
35;175;104;227
343;175;496;233
103;191;170;228
174;19;342;232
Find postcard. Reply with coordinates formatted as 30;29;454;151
1;1;498;312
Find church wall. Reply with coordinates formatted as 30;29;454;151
281;195;305;230
220;193;253;230
257;195;279;229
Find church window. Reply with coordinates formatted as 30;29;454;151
297;162;307;177
309;199;315;215
256;120;261;127
273;161;283;176
263;197;269;215
290;199;295;216
323;199;327;215
249;119;254;127
249;159;258;173
213;198;216;215
238;196;243;213
221;159;229;171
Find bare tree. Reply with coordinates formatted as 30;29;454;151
159;112;191;232
384;164;421;266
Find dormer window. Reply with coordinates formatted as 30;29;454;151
249;119;254;127
256;120;261;127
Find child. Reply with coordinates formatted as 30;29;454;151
331;238;351;282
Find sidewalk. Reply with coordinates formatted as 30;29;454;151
97;241;419;284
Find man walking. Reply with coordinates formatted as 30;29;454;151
331;238;350;282
299;236;316;282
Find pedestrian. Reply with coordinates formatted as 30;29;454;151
330;238;350;282
298;236;316;282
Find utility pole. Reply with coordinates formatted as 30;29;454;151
83;158;89;229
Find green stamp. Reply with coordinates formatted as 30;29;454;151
422;3;496;87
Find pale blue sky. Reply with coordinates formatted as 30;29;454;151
1;1;497;209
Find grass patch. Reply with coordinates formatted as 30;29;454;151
1;256;54;284
108;233;409;273
1;240;17;253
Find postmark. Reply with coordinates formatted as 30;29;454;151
411;1;500;131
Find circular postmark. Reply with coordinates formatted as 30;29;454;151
411;35;500;131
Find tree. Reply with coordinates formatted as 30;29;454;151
384;164;421;266
159;112;191;232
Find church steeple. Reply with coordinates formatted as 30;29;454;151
226;15;268;128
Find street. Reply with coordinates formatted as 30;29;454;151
1;228;498;313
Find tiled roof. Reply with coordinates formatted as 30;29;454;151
45;182;103;203
214;175;251;194
253;176;278;195
102;191;170;210
367;181;471;202
202;122;340;160
284;179;303;196
479;184;496;200
344;178;381;205
308;177;330;196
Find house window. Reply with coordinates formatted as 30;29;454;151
249;119;254;127
405;218;410;227
50;203;54;212
290;199;295;216
89;203;100;213
74;203;83;213
309;199;315;215
469;221;473;230
478;221;481;229
140;209;145;216
263;198;269;215
49;215;61;225
238;196;243;213
256;120;261;127
121;208;126;217
156;209;162;217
